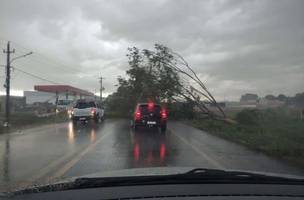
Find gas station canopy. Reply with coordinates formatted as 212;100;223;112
34;85;94;96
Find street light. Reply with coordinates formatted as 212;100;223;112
3;50;33;127
10;52;33;64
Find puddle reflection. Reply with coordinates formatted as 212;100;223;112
66;121;100;144
131;128;168;167
68;122;75;143
1;122;101;191
90;129;96;142
2;134;10;183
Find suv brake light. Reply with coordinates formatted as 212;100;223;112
161;109;167;119
148;102;154;111
135;108;141;120
91;108;97;115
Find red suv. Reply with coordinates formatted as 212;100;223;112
132;102;167;132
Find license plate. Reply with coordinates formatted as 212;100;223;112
79;117;86;120
147;121;156;125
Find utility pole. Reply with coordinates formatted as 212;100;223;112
3;42;15;127
2;42;32;127
99;76;104;103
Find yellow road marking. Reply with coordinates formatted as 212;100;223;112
170;129;225;169
29;148;79;182
49;130;112;181
6;142;81;190
4;122;120;191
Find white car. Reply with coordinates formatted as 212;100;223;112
70;99;104;124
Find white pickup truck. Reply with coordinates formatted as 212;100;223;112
70;99;104;124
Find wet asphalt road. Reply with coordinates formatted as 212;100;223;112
0;119;303;191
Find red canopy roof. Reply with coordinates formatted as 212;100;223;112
34;85;94;96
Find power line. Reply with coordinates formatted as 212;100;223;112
0;37;81;73
9;55;73;83
1;38;95;95
0;42;75;84
10;69;20;80
13;66;61;85
0;38;93;91
4;39;80;71
14;49;79;73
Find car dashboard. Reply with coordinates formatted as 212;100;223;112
4;183;304;200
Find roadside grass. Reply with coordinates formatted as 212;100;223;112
0;112;69;134
188;108;304;169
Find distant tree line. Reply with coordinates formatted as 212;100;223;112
240;92;304;108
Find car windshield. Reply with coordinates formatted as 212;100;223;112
75;102;96;109
1;0;304;193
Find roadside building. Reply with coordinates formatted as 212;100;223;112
0;95;26;113
258;98;285;108
24;91;76;105
24;85;94;105
240;93;259;105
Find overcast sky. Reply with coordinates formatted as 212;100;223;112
0;0;303;101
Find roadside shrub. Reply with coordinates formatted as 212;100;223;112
190;107;304;168
169;102;195;120
236;109;260;125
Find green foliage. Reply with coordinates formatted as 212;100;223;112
106;44;182;114
169;102;196;119
236;109;260;125
190;108;304;168
236;108;298;126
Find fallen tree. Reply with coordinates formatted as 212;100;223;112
107;44;228;121
142;44;226;120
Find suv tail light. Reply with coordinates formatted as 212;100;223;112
148;102;154;112
135;108;141;120
91;108;97;115
160;109;167;120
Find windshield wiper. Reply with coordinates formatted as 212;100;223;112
13;168;304;195
73;168;304;188
184;168;304;183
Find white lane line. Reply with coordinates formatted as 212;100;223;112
170;129;225;169
48;130;112;181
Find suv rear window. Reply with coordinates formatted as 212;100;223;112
75;101;96;109
139;104;161;115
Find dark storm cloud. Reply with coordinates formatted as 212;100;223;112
0;0;303;99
